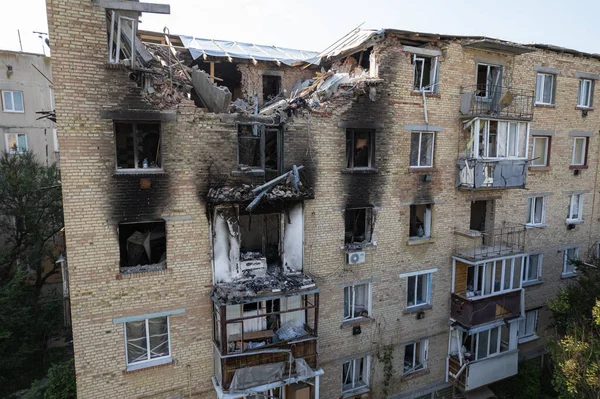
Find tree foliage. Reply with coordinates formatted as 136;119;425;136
548;260;600;398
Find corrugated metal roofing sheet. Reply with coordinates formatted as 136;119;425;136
179;35;320;66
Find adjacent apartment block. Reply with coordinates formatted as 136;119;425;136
47;1;600;398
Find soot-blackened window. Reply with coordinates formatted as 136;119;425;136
237;124;282;174
346;128;375;169
263;75;281;102
115;122;161;170
118;221;166;269
345;208;373;245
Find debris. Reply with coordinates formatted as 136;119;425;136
276;322;306;340
191;67;232;113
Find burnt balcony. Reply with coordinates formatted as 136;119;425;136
454;223;526;261
451;290;522;328
460;85;534;121
456;158;528;190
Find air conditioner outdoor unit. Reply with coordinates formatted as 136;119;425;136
346;251;366;265
240;257;267;278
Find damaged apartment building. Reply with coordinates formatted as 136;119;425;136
48;1;600;399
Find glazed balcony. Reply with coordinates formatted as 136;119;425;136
459;85;534;121
451;290;522;328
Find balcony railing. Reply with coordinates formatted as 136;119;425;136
460;85;534;120
456;158;528;190
454;223;526;261
451;290;522;327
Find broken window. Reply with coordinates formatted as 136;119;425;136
344;207;373;245
346;129;374;169
343;283;371;320
410;132;434;167
413;56;438;92
262;75;281;102
239;213;280;266
404;340;427;375
237;124;282;174
409;204;431;239
124;316;171;369
476;64;502;98
342;356;369;394
118;220;166;270
115;122;162;170
107;10;138;67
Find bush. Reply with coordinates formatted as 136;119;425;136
44;360;76;399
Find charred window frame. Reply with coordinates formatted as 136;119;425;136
237;124;283;175
114;121;162;172
345;128;375;169
118;220;166;272
344;207;373;245
239;212;282;266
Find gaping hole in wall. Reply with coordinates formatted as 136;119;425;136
239;213;280;266
409;204;432;239
345;208;373;245
118;220;166;272
115;122;161;170
194;61;243;100
351;46;372;71
238;125;261;169
262;75;281;102
346;128;374;169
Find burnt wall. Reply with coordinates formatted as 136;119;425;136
110;173;170;221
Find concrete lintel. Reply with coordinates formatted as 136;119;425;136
522;192;553;198
569;131;593;137
474;56;507;67
161;215;193;222
530;129;555;136
562;189;590;195
339;277;382;288
534;65;560;75
403;45;442;57
404;124;443;132
338;121;384;129
93;0;170;14
576;72;600;80
100;109;176;121
112;308;185;324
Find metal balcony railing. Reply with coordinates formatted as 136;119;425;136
456;158;528;190
454;222;526;260
460;85;534;120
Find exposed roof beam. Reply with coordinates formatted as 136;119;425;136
92;0;170;14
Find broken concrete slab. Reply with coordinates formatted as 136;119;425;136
191;67;232;113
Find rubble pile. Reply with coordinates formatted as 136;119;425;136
207;181;314;204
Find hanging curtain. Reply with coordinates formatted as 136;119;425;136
497;122;508;157
518;123;527;157
280;296;305;327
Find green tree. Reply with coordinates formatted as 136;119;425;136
548;260;600;398
44;360;76;399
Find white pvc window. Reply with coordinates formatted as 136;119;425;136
518;310;539;343
476;64;502;99
466;256;523;298
410;132;435;167
413;55;438;92
6;133;28;154
342;356;369;394
567;194;584;223
535;73;555;105
571;137;587;166
563;247;578;276
526;196;546;226
409;204;432;239
523;254;542;283
403;340;428;374
343;283;371;321
471;119;528;159
406;273;431;309
578;79;593;108
2;91;24;113
474;326;502;360
531;136;549;167
124;316;171;369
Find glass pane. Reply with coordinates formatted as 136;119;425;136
17;135;27;152
407;276;416;306
137;123;161;168
413;59;423;89
356;358;365;385
148;317;169;359
3;92;13;111
573;139;584;165
533;137;547;166
543;74;553;103
477;330;489;360
353;284;367;317
353;131;371;167
404;344;415;373
13;92;23;111
115;122;135;169
534;197;543;224
343;287;350;319
489;327;499;354
416;275;426;305
342;360;353;387
528;255;539;280
535;74;543;102
526;311;536;335
410;133;420;166
126;320;148;364
420;133;434;167
572;194;580;219
7;135;17;153
508;123;517;157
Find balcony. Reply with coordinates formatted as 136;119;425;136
451;290;522;328
456;158;528;190
454;223;526;261
460;85;534;121
448;350;519;391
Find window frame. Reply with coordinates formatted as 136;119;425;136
475;63;502;99
518;309;539;343
535;73;555;105
562;247;579;276
5;133;28;154
577;78;594;108
470;119;529;160
2;90;24;113
123;316;172;371
472;326;504;360
571;137;588;166
114;121;163;173
406;272;432;310
567;194;584;223
341;356;370;394
522;254;542;284
344;207;373;245
409;204;432;239
413;55;439;93
526;196;546;226
343;283;372;321
530;136;550;167
410;131;435;168
403;339;428;375
345;128;375;169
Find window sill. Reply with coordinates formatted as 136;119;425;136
518;335;540;344
534;103;556;109
525;223;547;229
123;357;173;373
341;386;370;399
406;237;434;246
566;219;584;225
114;169;166;176
117;264;170;279
408;167;436;173
231;169;265;177
404;304;432;314
522;280;543;288
528;166;551;172
402;368;430;381
410;91;440;98
342;242;377;251
575;106;593;111
561;272;577;279
341;167;379;175
341;317;375;329
3;110;25;114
